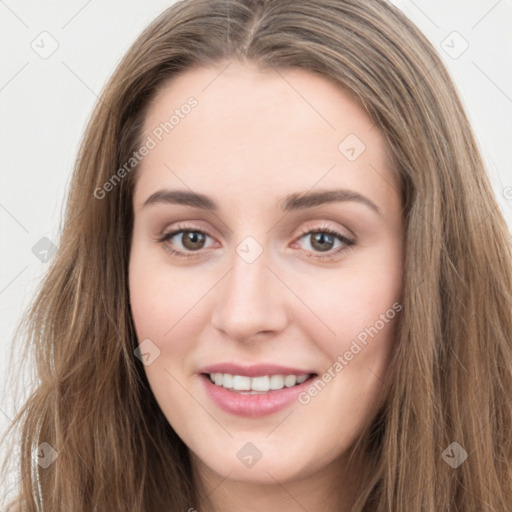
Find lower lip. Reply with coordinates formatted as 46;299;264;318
200;374;316;417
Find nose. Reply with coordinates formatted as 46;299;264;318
210;242;288;343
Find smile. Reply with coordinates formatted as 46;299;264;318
199;364;319;417
206;372;311;393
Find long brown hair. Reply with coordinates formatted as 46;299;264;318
3;0;512;510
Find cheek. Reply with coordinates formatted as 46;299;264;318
294;250;403;361
129;245;206;342
128;250;204;417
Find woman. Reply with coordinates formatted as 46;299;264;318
3;0;512;510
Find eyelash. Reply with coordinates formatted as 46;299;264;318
157;222;356;261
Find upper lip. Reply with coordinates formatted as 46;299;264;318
199;363;317;377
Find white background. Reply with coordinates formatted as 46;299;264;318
1;0;511;504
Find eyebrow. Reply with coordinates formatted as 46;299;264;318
142;188;381;215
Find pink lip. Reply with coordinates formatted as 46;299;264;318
199;362;315;377
198;363;317;417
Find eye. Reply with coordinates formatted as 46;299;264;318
158;224;216;258
293;224;356;260
157;222;356;260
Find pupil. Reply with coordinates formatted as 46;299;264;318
312;233;333;252
184;231;204;249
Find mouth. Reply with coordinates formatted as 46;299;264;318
201;372;317;394
198;366;319;417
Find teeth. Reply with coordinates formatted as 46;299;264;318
284;375;297;387
222;373;233;389
232;375;251;390
296;374;308;384
269;375;284;390
208;373;311;392
251;376;270;392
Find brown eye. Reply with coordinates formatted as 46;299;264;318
180;231;206;251
158;224;355;260
294;226;356;260
159;227;215;257
309;232;336;252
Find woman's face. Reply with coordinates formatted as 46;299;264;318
129;62;404;486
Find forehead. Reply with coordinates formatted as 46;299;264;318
134;62;399;214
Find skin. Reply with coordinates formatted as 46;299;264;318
129;61;404;512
